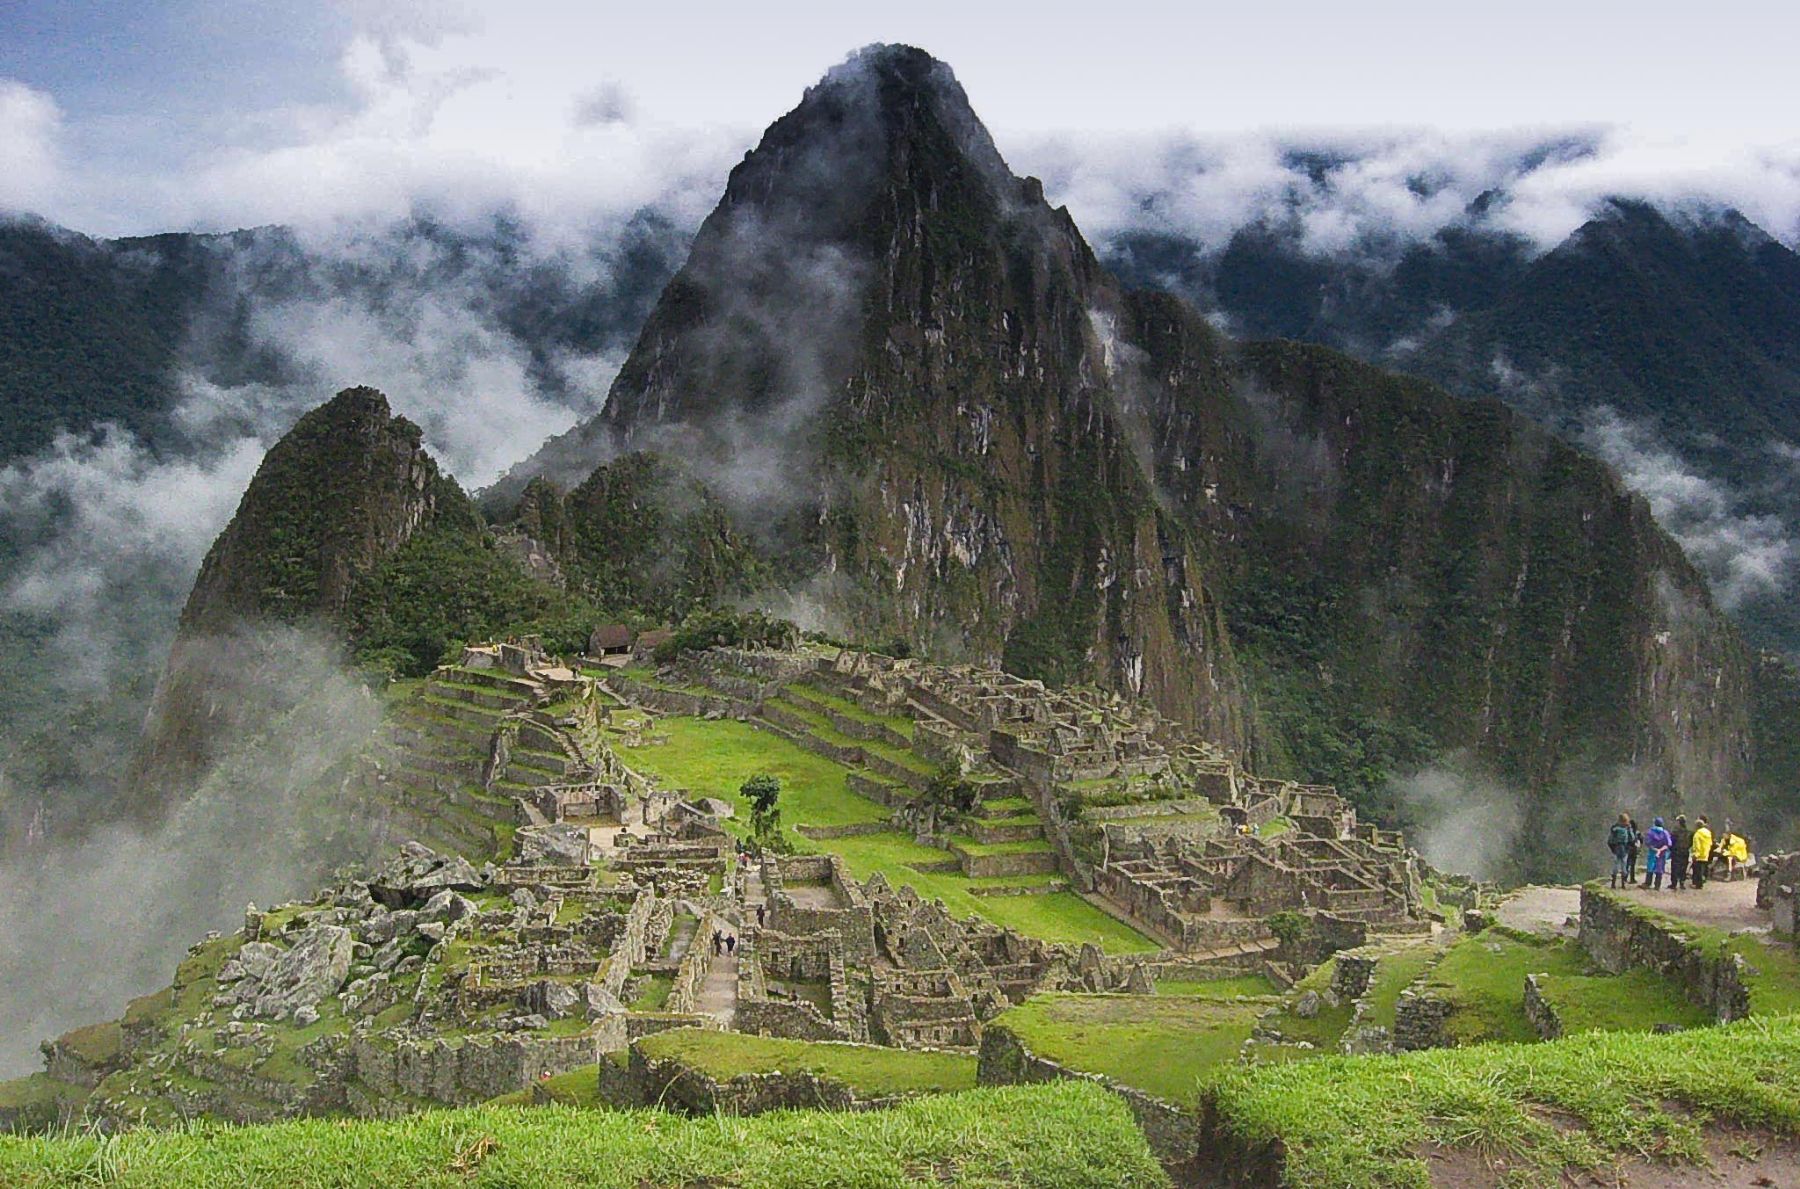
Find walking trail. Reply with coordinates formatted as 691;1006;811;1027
693;862;767;1026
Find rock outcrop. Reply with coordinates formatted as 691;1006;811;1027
130;387;473;808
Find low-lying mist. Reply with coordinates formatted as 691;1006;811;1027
0;623;380;1077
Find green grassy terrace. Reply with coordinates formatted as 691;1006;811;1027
0;1082;1169;1188
1586;884;1800;1015
1202;1012;1800;1188
635;1028;977;1096
610;713;1155;952
992;992;1265;1106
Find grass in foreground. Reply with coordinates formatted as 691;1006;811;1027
1203;1012;1800;1188
635;1028;977;1096
0;1082;1168;1189
992;993;1262;1106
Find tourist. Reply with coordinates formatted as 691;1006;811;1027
712;930;723;956
1719;823;1749;878
756;903;766;927
1627;817;1644;885
1643;817;1672;890
1691;817;1714;888
1669;815;1692;891
726;934;737;955
1608;814;1634;888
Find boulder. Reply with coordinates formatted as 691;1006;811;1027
583;983;622;1017
411;856;486;894
1294;991;1321;1019
365;909;420;945
540;983;583;1020
248;925;355;1021
420;891;476;924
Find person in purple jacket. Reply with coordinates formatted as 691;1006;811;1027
1643;817;1674;890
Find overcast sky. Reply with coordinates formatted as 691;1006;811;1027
3;0;1798;240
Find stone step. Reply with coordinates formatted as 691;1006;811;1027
426;679;527;712
966;819;1045;845
415;693;507;726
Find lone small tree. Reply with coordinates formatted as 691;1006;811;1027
742;773;782;844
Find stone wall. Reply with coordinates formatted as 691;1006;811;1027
351;1028;611;1105
977;1022;1195;1173
604;676;751;720
764;856;875;959
1392;991;1452;1051
1757;852;1799;935
1577;886;1751;1022
847;771;909;806
951;844;1060;879
1523;973;1561;1040
627;1043;909;1117
667;910;725;1016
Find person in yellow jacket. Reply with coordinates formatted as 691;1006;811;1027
1690;817;1714;888
1718;821;1750;878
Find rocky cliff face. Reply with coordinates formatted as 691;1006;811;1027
507;45;1252;751
132;388;468;807
1127;307;1752;812
498;46;1758;856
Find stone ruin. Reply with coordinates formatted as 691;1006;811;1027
1758;851;1800;936
36;640;1434;1125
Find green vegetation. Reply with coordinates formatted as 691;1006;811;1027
636;1028;977;1097
614;714;1154;952
488;1065;605;1109
742;772;782;844
627;975;673;1013
653;607;798;661
1203;1013;1800;1188
347;522;602;677
1358;942;1444;1033
1534;970;1713;1034
1422;929;1591;1045
0;1082;1169;1188
993;993;1263;1106
1155;974;1281;998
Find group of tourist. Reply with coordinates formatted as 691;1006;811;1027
711;930;739;956
1607;813;1751;890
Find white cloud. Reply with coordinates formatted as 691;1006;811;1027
0;80;62;214
1583;408;1797;610
1011;127;1800;257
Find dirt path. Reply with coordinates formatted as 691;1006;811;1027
1495;885;1582;936
1611;876;1768;933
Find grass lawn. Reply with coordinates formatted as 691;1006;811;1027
1586;887;1800;1016
1359;940;1446;1032
1202;1013;1800;1189
0;1082;1170;1188
614;717;889;832
489;1065;605;1108
1533;970;1714;1034
993;993;1264;1106
636;1028;977;1096
1156;974;1281;998
628;974;673;1013
617;715;1155;953
1422;929;1591;1045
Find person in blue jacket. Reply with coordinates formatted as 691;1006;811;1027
1643;817;1674;890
